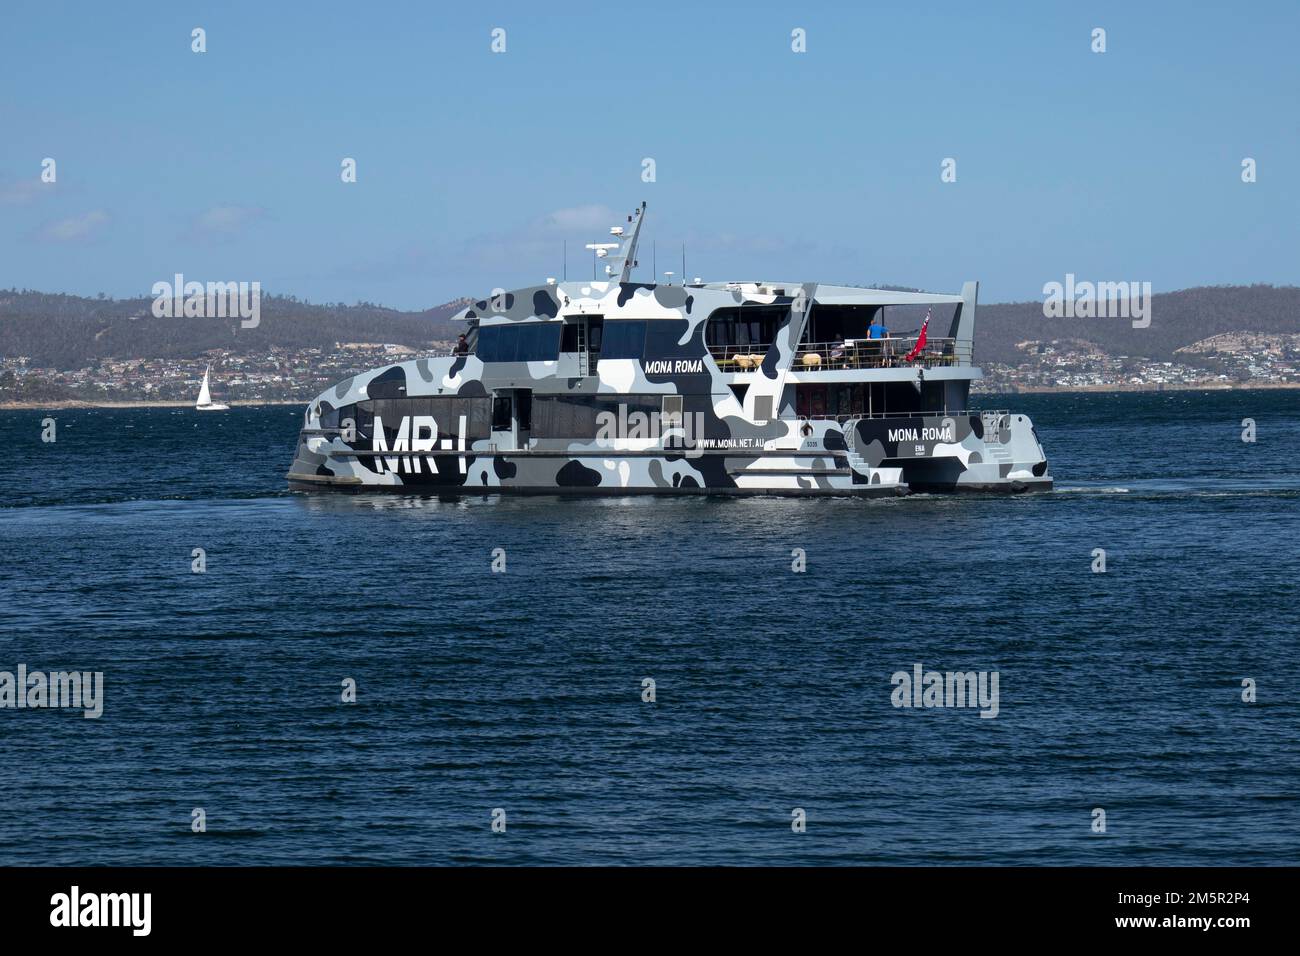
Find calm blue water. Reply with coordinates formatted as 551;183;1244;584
0;391;1297;865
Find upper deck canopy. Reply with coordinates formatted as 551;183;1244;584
452;280;968;320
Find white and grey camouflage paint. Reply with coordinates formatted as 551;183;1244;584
286;269;1051;496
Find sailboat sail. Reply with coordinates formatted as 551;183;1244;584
197;366;213;407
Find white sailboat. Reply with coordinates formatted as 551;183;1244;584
195;364;230;411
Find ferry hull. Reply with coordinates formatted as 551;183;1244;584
285;473;910;497
286;448;910;496
286;409;1050;497
847;411;1051;494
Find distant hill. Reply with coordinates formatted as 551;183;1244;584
973;284;1300;365
0;291;469;368
1;284;1296;369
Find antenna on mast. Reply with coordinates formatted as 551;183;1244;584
583;202;648;282
606;201;646;283
584;241;619;280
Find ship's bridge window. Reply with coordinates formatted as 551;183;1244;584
475;322;562;362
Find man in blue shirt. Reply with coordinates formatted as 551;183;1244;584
866;317;890;365
863;321;894;366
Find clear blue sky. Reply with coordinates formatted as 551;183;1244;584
1;0;1296;309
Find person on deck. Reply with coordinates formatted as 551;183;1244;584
454;333;469;356
830;335;846;368
866;318;890;366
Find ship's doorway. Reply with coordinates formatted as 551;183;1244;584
562;315;604;376
491;388;533;450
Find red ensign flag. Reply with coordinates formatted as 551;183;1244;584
904;309;931;362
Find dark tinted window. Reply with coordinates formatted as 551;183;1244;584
355;397;492;440
440;397;493;438
492;397;512;430
532;394;662;439
705;306;785;347
517;391;532;431
599;321;646;359
476;322;562;362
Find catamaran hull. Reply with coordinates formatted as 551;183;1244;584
285;476;1046;496
287;410;1050;497
286;474;910;497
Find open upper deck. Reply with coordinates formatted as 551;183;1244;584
450;275;980;385
442;203;980;384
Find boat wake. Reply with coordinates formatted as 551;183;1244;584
1054;481;1298;500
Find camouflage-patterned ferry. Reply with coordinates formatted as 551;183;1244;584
287;203;1050;496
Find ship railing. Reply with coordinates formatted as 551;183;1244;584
707;337;971;370
791;409;1009;423
705;343;773;369
794;337;969;370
